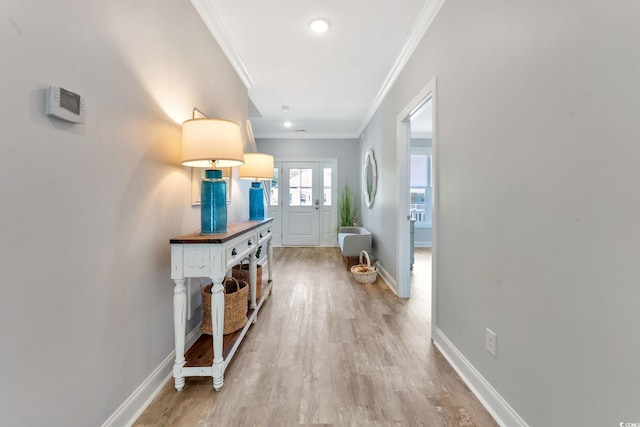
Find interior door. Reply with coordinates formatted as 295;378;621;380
282;162;320;245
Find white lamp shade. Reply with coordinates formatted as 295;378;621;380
239;153;275;180
181;118;244;167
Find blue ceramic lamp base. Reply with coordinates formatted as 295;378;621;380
249;181;265;220
201;169;227;234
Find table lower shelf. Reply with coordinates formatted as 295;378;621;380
185;308;255;367
183;280;272;369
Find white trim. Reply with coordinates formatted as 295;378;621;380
253;131;360;139
414;240;432;248
397;118;411;299
431;80;439;341
397;78;438;343
357;0;446;136
272;157;338;163
374;262;398;296
101;327;202;427
433;329;530;427
397;79;437;300
190;0;254;89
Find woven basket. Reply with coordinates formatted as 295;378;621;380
200;277;248;335
350;250;378;284
232;258;262;301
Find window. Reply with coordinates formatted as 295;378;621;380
270;167;279;206
410;148;432;227
323;168;332;206
289;168;313;206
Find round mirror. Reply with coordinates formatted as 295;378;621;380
364;149;377;208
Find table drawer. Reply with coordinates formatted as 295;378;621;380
225;233;257;268
257;223;273;245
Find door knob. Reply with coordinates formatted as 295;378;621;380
315;199;319;210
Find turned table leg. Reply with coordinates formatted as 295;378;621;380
172;279;187;391
249;251;257;310
211;278;225;391
267;238;273;284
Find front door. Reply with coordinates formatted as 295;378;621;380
282;162;320;245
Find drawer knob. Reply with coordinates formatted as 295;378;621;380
259;232;264;238
231;248;237;256
268;228;271;233
248;240;253;246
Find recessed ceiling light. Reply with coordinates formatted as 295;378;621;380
283;121;293;128
309;19;330;34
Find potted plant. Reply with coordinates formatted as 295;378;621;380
338;183;358;228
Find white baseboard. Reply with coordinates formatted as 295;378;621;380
102;327;202;427
374;262;399;296
433;328;529;427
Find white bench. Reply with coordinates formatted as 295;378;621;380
338;226;372;270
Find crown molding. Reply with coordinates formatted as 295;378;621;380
357;0;446;137
254;131;360;140
191;0;254;89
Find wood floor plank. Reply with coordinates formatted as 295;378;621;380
134;247;498;427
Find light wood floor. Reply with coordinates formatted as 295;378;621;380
134;247;497;426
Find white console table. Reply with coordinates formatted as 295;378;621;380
169;218;274;391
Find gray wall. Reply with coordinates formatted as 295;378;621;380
0;1;250;425
360;0;640;425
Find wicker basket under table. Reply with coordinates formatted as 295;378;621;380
201;277;248;335
350;250;378;284
232;258;262;301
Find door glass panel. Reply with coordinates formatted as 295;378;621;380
323;168;332;206
289;168;313;206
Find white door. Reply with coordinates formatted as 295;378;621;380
270;159;337;247
282;162;320;246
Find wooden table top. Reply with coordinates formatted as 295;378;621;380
170;218;273;244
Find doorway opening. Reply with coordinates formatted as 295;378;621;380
396;78;437;338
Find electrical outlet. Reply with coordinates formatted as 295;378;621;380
485;328;497;358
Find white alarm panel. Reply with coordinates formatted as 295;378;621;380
46;86;85;123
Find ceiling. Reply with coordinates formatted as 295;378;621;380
191;0;441;139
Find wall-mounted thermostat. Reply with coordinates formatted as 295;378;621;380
46;86;85;123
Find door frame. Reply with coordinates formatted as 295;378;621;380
273;157;338;247
396;77;437;338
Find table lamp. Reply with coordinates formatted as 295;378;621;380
181;118;244;234
239;153;274;220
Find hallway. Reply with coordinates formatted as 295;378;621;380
134;247;497;426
